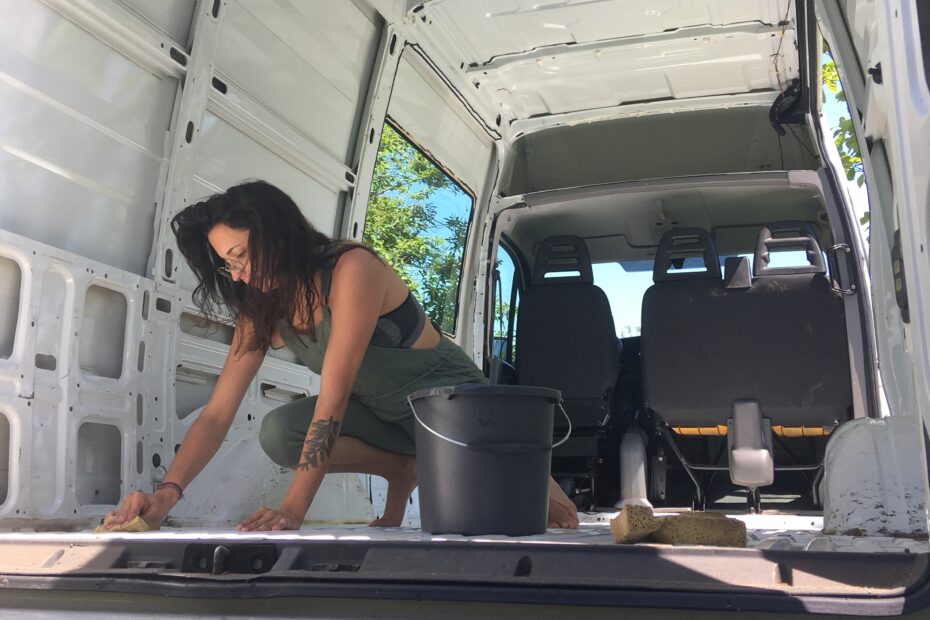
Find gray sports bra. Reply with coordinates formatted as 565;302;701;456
371;291;427;348
324;245;427;349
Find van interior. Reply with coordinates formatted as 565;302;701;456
2;0;930;615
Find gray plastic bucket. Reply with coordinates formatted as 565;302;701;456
408;383;567;536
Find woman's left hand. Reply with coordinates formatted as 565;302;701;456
236;505;303;531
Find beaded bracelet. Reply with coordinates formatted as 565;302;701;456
155;481;184;500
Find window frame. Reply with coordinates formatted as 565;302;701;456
491;235;527;366
364;118;477;336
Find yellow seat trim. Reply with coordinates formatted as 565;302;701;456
671;425;830;437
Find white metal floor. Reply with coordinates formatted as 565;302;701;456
1;512;927;554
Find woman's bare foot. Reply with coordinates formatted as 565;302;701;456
547;477;580;529
369;456;417;527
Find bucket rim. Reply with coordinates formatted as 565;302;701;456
407;383;561;402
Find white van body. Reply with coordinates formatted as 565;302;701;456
0;0;929;616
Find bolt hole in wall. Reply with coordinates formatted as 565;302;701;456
76;422;121;505
34;354;56;371
169;47;187;67
79;285;127;379
0;256;22;359
142;290;151;320
163;249;174;280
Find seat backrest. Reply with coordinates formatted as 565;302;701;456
735;221;852;427
641;228;724;426
641;223;853;429
516;236;618;429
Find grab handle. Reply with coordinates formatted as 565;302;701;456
407;397;572;452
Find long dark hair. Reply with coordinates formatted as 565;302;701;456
170;180;367;352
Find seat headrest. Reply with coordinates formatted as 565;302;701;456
531;236;594;286
753;221;826;277
653;228;721;282
723;256;752;289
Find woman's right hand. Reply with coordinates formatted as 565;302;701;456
102;488;177;530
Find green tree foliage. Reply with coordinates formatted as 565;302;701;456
491;297;511;358
363;124;470;332
822;56;869;227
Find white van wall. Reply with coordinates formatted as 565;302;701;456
0;0;392;526
0;0;185;522
0;0;178;277
0;0;499;527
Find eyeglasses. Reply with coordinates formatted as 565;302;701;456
215;249;248;278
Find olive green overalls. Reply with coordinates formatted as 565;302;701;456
258;256;487;466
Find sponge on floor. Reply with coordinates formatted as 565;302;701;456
610;506;746;547
654;511;746;547
94;514;159;533
610;504;664;543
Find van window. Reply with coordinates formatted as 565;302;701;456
362;122;474;334
592;262;653;338
822;46;870;236
492;245;520;364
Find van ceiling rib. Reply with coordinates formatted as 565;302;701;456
467;22;787;72
417;0;799;124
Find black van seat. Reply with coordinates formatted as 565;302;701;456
517;235;618;431
741;222;853;428
641;228;724;427
516;236;618;506
641;224;853;510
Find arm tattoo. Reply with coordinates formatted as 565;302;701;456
296;417;341;471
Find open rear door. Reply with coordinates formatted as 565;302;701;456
817;0;930;509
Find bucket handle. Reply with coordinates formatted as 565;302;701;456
407;396;573;453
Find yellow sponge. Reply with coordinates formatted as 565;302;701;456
609;504;663;543
610;506;746;547
654;511;746;547
95;514;158;533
